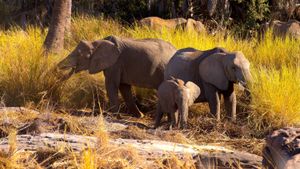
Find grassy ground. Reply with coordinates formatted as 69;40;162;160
0;15;299;168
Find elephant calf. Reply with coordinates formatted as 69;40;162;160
155;78;200;129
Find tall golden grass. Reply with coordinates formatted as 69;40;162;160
0;16;299;135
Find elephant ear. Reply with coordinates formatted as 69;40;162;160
103;35;120;49
199;53;229;91
88;40;120;74
185;81;200;105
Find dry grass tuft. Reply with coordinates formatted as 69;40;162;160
95;115;109;146
0;130;41;169
162;154;196;169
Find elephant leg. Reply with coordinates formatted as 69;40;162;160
168;111;178;130
223;86;237;122
176;97;188;129
178;103;188;129
204;83;221;121
167;113;172;123
154;103;163;128
119;83;144;118
105;79;120;113
174;110;179;127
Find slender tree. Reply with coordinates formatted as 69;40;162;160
43;0;72;54
65;0;72;37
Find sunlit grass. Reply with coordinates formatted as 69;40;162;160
249;66;300;132
70;16;127;47
0;27;62;106
0;130;41;168
0;26;105;108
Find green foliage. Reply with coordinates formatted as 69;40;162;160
232;0;270;29
99;0;148;23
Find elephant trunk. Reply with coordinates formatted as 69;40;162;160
239;69;252;88
57;55;77;70
241;70;252;101
54;55;77;82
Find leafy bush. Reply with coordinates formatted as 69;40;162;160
231;0;270;36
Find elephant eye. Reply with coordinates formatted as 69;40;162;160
232;66;236;71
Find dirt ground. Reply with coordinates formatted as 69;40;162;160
1;104;264;152
0;104;265;168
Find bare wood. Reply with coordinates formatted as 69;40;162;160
0;107;40;115
0;133;262;168
65;0;72;38
263;127;300;169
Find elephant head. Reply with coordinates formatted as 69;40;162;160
57;39;120;74
174;79;200;129
199;51;252;91
185;81;201;106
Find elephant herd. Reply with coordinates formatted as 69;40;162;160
58;35;252;129
139;16;300;40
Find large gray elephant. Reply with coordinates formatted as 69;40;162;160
58;35;177;118
164;47;252;122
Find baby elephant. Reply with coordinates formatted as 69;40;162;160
155;78;200;129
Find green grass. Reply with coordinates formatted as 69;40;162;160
0;16;299;135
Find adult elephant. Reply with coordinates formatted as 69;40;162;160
259;20;300;40
164;47;252;122
58;35;177;118
139;17;187;31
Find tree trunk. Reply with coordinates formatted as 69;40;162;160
43;0;71;54
65;0;72;38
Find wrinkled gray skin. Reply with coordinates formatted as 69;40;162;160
58;35;177;118
155;78;200;129
164;47;252;122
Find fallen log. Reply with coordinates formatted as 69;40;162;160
0;107;40;115
263;127;300;169
0;133;262;168
0;107;41;137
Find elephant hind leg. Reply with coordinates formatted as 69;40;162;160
119;83;144;118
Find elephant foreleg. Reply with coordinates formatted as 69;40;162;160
169;111;178;130
204;83;221;121
105;79;120;113
154;103;163;128
119;83;144;118
223;90;237;122
177;98;188;129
